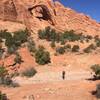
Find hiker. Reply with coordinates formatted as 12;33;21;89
62;71;66;80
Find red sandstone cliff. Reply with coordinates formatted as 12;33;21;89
0;0;100;36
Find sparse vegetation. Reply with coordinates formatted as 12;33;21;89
72;45;80;52
50;41;56;48
0;29;29;55
27;37;36;53
96;84;100;98
22;68;37;77
35;46;51;65
38;26;58;41
0;91;8;100
14;53;23;65
63;44;71;51
0;64;19;87
56;47;65;54
91;64;100;79
83;44;96;53
0;64;8;84
38;27;86;43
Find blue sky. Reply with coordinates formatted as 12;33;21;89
60;0;100;22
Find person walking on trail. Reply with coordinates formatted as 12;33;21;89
62;71;66;80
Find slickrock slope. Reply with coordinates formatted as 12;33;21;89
0;0;100;35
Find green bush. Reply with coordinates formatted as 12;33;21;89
0;29;29;55
56;47;65;54
91;64;100;79
38;27;90;44
0;65;19;87
22;68;37;77
0;91;8;100
72;45;79;52
61;30;81;42
7;45;18;54
13;29;29;46
35;47;51;65
38;26;58;41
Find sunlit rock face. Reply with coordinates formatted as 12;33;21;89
0;0;100;35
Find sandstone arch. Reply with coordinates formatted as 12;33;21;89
28;4;55;25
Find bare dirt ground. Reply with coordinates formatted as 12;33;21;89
0;66;98;100
0;48;100;100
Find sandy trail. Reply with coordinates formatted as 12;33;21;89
13;70;92;84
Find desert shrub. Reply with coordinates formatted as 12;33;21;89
14;53;23;65
85;35;93;40
0;30;12;40
13;29;29;46
60;39;66;45
38;27;59;41
22;68;37;77
95;38;100;47
27;38;36;53
61;30;81;42
0;29;29;55
35;47;51;65
0;91;8;100
38;27;89;44
56;47;65;54
72;45;80;52
10;72;19;78
0;30;15;48
83;47;91;53
0;65;19;87
89;44;96;50
96;84;100;98
0;65;8;83
50;41;56;48
94;35;100;42
83;44;96;53
7;45;18;54
91;64;100;79
64;44;71;51
1;76;19;87
38;29;46;39
0;48;5;59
